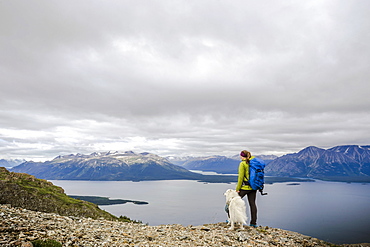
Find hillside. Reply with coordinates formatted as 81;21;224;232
265;145;370;182
0;167;129;221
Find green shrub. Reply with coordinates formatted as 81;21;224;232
118;215;143;224
31;239;62;247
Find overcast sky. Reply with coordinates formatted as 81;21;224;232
1;0;369;161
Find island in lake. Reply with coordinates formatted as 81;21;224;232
68;195;148;206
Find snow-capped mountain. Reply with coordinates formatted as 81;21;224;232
11;151;202;181
10;151;238;183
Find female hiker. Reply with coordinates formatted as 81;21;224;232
236;150;258;227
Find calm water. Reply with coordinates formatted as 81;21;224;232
51;179;370;244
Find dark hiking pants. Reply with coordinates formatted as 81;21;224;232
238;189;257;225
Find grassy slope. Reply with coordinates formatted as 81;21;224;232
0;167;136;222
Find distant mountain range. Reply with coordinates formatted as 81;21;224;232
265;145;370;182
0;158;26;168
6;145;370;183
168;145;370;182
174;155;277;174
11;151;198;180
10;151;237;183
178;156;238;174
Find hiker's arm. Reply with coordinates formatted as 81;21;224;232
236;161;245;191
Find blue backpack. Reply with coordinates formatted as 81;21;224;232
243;157;268;195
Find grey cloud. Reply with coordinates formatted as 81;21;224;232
1;0;369;160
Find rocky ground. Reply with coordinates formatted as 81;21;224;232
1;204;369;247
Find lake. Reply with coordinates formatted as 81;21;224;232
50;179;370;244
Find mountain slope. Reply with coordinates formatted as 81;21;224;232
0;159;26;168
182;156;238;174
11;151;203;181
265;145;368;179
328;145;370;176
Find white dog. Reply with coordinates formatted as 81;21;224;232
224;189;247;230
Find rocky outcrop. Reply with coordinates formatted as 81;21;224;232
2;204;365;247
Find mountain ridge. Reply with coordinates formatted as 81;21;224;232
7;145;370;183
265;145;370;181
176;154;277;174
9;151;239;183
0;158;26;168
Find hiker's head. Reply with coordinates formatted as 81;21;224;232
240;150;251;161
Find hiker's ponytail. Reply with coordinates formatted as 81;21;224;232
240;150;252;163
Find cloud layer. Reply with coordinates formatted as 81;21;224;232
1;0;369;160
